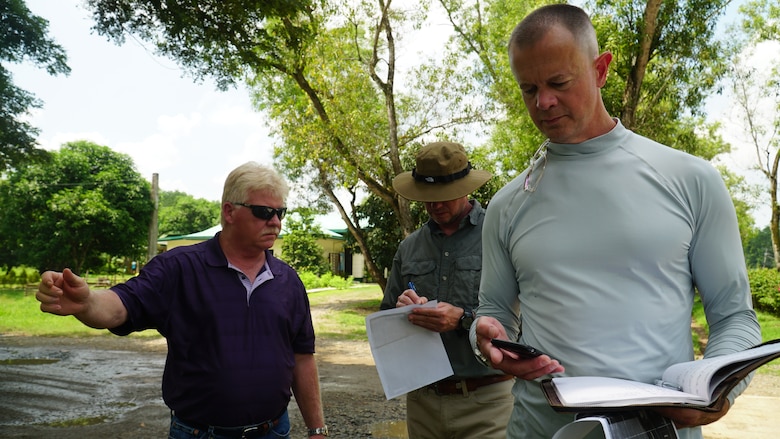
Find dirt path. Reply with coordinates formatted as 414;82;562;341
0;333;778;438
0;335;405;439
701;373;780;438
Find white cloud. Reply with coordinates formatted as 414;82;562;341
157;113;202;136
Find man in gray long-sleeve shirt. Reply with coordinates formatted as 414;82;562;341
471;4;762;439
382;141;514;439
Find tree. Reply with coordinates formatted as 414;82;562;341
441;0;735;174
0;140;153;273
281;208;329;275
744;226;774;268
729;0;780;270
349;194;427;277
591;0;733;159
83;0;743;288
437;0;549;178
86;0;317;90
0;0;70;172
157;190;220;237
250;1;506;290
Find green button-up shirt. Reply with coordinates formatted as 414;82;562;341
381;200;499;378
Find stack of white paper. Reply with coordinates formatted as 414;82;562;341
365;301;454;399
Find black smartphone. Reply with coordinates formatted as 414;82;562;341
491;339;547;359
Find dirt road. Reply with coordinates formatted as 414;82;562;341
0;334;778;438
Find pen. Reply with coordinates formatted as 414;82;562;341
407;281;417;292
654;379;682;391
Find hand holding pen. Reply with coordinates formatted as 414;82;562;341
395;281;429;308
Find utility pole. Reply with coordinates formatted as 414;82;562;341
147;173;159;263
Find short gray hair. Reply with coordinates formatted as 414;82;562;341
508;4;599;58
221;162;289;222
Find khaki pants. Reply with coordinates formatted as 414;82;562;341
406;379;514;439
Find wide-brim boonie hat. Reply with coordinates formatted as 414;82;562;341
392;142;492;202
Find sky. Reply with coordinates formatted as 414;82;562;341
10;0;780;228
12;1;274;204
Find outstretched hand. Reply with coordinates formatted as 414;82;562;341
37;268;91;316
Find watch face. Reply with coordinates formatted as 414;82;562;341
309;426;329;436
460;311;474;330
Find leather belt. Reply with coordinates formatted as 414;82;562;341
427;374;514;396
178;416;281;438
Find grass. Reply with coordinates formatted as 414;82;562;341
0;288;158;339
307;285;382;340
692;293;780;376
4;285;780;376
0;285;385;341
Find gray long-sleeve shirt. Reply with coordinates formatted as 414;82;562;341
477;121;761;438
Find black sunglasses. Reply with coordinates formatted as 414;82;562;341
233;202;287;220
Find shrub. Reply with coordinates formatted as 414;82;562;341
748;268;780;316
297;271;354;290
0;266;39;287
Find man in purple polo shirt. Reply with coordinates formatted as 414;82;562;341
36;162;328;439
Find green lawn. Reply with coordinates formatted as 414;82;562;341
0;285;385;340
3;285;779;376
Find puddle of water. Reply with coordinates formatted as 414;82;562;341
371;420;408;438
0;358;60;365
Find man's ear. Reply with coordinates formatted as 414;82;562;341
594;51;613;88
222;202;236;224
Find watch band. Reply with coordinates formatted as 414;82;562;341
308;426;329;436
459;308;475;331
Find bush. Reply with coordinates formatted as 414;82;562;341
0;266;39;287
297;271;354;290
748;268;780;316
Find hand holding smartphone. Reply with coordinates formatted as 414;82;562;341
491;339;548;359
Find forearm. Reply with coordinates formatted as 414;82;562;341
75;289;128;329
291;354;326;432
706;309;762;404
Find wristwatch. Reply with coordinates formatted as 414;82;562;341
308;426;329;437
474;345;491;367
459;308;475;331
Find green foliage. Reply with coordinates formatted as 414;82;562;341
0;266;38;287
447;0;736;175
745;227;774;269
0;141;153;273
306;285;382;341
589;0;733;161
749;268;780;316
86;0;318;90
297;270;354;290
281;208;329;275
157;190;220;237
0;287;157;337
739;0;780;41
0;0;70;172
350;194;425;274
439;0;550;175
716;165;759;247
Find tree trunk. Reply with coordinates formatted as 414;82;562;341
621;0;662;130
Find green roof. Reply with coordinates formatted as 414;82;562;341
159;224;344;242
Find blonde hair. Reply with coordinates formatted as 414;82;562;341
220;162;289;226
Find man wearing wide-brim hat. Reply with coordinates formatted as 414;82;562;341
381;142;514;439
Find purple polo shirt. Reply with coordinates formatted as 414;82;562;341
109;234;315;426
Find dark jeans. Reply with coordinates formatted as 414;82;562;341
168;411;291;439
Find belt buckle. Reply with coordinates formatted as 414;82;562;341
241;423;269;439
430;381;448;396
